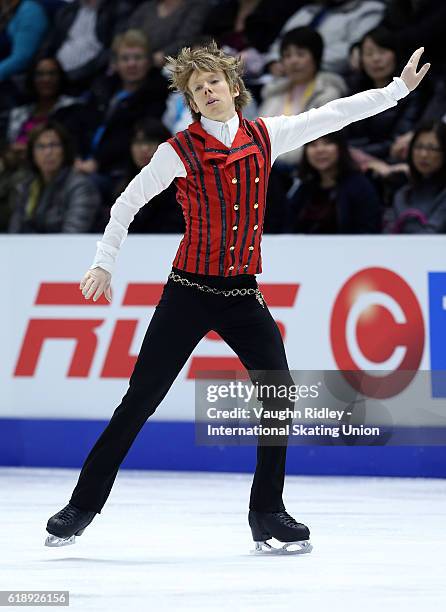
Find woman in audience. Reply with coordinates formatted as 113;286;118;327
285;130;382;234
387;121;446;233
6;56;88;157
347;27;423;164
8;121;101;233
259;27;346;167
109;118;185;234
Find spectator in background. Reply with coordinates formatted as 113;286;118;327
76;29;168;186
264;0;385;77
108;118;185;233
0;0;48;81
347;27;423;176
285;131;382;234
39;0;138;94
8;121;101;233
386;121;446;233
391;77;446;162
5;56;89;158
127;0;209;68
259;27;346;166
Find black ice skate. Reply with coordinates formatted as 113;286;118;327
249;510;313;555
45;503;97;547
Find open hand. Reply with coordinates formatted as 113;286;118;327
80;267;112;302
400;47;430;91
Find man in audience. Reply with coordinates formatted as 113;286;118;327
75;29;168;189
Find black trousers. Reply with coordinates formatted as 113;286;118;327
70;267;294;514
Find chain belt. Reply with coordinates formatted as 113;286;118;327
168;271;265;308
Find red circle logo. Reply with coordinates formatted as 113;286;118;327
331;267;424;397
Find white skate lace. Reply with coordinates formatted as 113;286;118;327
168;271;266;308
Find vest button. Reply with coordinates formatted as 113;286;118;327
253;224;258;230
229;245;235;250
233;204;239;210
229;265;234;270
253;203;259;208
254;177;260;183
232;225;238;230
232;178;238;184
249;246;254;250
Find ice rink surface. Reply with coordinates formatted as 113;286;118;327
0;467;445;611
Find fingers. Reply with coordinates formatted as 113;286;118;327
79;269;112;302
80;274;90;290
418;62;431;78
92;283;104;302
409;47;424;66
82;277;95;297
84;278;100;300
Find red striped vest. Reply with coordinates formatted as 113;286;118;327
167;112;272;276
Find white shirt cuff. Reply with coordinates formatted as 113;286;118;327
387;77;410;101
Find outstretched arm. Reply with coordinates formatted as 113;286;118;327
80;142;185;302
262;47;431;164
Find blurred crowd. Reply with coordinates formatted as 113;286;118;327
1;0;445;236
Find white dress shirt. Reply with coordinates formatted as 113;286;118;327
90;77;410;275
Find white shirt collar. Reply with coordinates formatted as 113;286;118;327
200;112;240;147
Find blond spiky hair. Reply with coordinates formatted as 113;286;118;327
165;40;252;121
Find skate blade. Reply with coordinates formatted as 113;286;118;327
45;533;76;547
251;539;313;555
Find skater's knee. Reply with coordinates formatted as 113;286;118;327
116;386;162;419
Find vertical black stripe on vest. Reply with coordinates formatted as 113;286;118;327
211;161;227;276
172;136;198;270
245;154;260;270
229;160;241;275
184;132;210;274
252;121;266;159
238;156;251;273
255;119;271;165
252;122;270;236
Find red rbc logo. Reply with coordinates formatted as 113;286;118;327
331;267;424;398
14;281;299;380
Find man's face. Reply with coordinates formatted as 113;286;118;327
187;70;239;122
115;46;150;85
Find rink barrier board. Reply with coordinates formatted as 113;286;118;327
1;418;445;478
2;235;446;476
